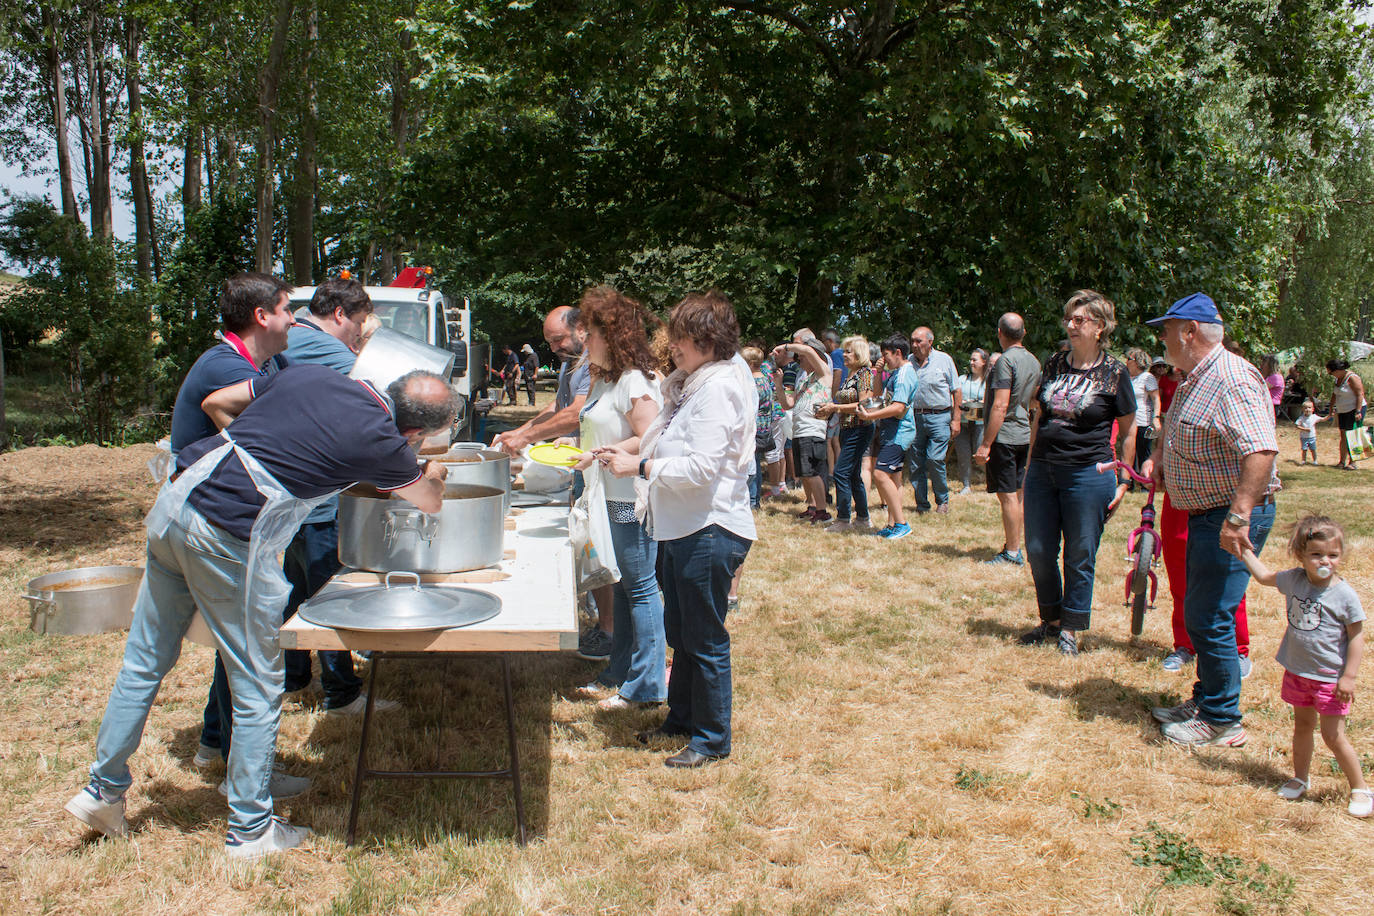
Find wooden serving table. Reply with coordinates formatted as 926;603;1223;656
278;503;577;845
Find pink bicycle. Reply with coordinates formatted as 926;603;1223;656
1097;460;1160;636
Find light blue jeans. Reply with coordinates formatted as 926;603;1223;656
88;507;284;840
906;412;952;509
595;516;666;703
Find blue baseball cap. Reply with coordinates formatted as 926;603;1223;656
1145;292;1223;326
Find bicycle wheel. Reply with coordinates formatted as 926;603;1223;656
1129;530;1156;637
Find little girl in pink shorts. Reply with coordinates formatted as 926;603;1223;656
1242;515;1370;817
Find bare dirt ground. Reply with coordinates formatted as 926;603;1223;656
0;425;1370;915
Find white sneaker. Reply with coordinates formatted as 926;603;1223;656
823;520;852;532
957;486;972;496
224;816;311;860
218;765;312;800
192;743;224;768
1350;789;1373;818
64;785;128;838
326;694;401;718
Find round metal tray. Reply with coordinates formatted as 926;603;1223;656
298;574;502;632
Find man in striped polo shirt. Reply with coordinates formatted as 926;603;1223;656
1144;293;1280;747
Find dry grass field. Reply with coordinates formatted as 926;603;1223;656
1;416;1370;915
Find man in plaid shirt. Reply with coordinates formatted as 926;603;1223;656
1144;293;1280;747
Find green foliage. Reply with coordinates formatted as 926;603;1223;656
1130;822;1295;912
0;197;153;443
953;766;996;791
152;193;255;407
1069;791;1122;820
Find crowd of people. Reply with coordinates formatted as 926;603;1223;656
61;278;1371;862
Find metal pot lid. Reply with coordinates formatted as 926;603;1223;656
298;573;502;632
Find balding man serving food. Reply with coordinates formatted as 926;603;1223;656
65;366;458;860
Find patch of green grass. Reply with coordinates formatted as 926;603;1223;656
1130;823;1294;913
1070;791;1122;820
954;767;996;791
1327;752;1374;777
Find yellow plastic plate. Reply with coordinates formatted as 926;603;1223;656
526;443;585;468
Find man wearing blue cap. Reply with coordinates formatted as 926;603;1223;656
1143;293;1280;747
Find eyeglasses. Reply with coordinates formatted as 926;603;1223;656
1062;315;1099;328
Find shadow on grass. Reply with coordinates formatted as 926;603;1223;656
1027;677;1166;727
963;615;1163;662
1193;751;1292;789
300;652;563;848
0;492;141;551
923;543;1001;562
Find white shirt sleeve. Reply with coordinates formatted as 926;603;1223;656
650;385;747;489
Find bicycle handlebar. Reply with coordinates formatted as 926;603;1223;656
1095;459;1154;488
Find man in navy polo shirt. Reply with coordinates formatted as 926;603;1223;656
167;273;301;782
66;366;458;859
169;272;295;459
278;277;393;718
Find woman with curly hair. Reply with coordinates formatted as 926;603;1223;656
565;286;667;710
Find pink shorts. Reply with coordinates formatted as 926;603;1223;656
1281;671;1351;716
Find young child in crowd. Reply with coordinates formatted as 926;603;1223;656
1294;399;1330;465
1241;516;1369;817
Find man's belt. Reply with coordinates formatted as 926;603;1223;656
913;406;952;414
1187;494;1275;517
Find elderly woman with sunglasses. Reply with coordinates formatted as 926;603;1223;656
1018;290;1138;656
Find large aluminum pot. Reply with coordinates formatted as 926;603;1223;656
435;448;511;514
349;326;455;391
23;566;144;635
339;484;505;573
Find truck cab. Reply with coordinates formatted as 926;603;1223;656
289;268;476;439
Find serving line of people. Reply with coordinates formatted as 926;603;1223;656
65;272;461;859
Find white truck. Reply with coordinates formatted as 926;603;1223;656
289;267;484;441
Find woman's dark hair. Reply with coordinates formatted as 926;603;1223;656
309;277;373;319
220;272;293;333
578;285;662;382
880;335;909;358
1327;358;1350;373
668;289;739;362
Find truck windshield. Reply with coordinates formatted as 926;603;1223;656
374;303;429;342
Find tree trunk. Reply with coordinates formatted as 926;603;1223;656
183;101;203;223
84;9;114;241
793;259;831;331
125;18;152;280
288;0;318;285
254;0;296;273
363;240;376;282
1;328;7;451
41;9;79;221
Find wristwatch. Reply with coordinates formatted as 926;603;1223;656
1224;511;1249;527
638;458;649;480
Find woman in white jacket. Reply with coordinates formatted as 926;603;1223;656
597;290;756;768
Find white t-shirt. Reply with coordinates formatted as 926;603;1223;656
1295;414;1319;435
790;370;831;439
1130;370;1158;427
579;370;662;502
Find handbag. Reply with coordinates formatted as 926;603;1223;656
755;424;776;453
569;466;621;592
1347;425;1372;461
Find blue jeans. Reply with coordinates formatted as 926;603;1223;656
1022;459;1116;631
89;508;284;839
659;525;751;757
595;518;666;703
747;451;764;509
1185;503;1275;725
199;521;361;751
834;424;872;521
906;412;951;509
282;521;360;709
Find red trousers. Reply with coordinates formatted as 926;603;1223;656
1161;493;1249;655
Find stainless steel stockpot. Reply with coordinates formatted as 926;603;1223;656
338;484;506;573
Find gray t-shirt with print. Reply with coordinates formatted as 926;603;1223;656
1274;568;1365;682
989;345;1042;446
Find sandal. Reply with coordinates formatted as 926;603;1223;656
1349;788;1373;818
1277;777;1308;801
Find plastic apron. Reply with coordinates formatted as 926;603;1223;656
146;429;345;667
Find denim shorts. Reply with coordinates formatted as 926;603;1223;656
1300;436;1316;451
874;440;906;473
